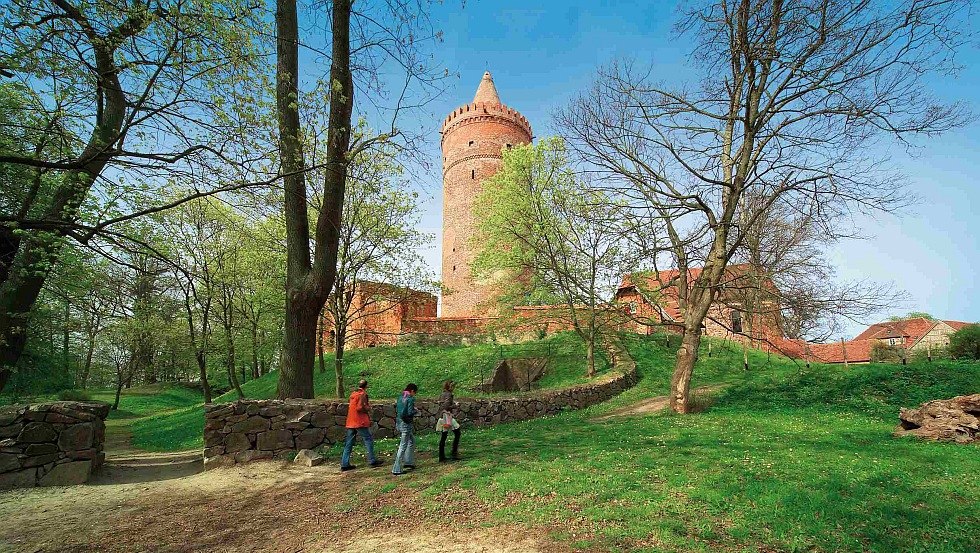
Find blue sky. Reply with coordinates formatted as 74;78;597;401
384;1;980;337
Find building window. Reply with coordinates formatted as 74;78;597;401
627;301;638;314
453;265;456;272
731;310;743;334
469;140;475;146
506;143;512;149
471;169;475;179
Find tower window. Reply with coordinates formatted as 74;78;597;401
471;169;475;179
468;140;474;146
453;265;457;272
506;143;512;149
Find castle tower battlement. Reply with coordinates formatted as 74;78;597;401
440;72;533;317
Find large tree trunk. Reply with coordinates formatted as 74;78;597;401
0;235;58;378
278;299;319;398
0;369;11;394
275;0;352;399
669;328;703;414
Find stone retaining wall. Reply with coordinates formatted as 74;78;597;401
204;345;638;469
0;401;110;490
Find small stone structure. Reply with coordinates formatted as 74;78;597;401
0;401;109;489
895;394;979;444
204;346;637;469
479;357;549;393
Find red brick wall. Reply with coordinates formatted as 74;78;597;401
440;101;533;317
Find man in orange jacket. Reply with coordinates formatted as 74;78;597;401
341;379;381;471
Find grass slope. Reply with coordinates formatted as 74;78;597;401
131;333;609;451
402;337;979;552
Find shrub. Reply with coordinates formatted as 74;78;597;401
56;389;91;402
871;342;904;363
949;324;980;360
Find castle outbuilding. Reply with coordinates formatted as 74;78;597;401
439;71;532;317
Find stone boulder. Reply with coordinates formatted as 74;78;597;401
294;449;323;467
895;394;980;444
38;460;92;487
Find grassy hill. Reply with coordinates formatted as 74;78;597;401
131;333;609;451
401;337;979;552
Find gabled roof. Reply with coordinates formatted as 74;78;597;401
853;318;938;348
473;71;501;105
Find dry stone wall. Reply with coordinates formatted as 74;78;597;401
204;347;638;469
0;401;109;490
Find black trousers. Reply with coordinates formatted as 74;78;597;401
439;429;460;460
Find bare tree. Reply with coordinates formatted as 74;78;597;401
560;0;972;412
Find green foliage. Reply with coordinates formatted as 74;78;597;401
888;311;935;321
948;324;980;360
871;341;905;363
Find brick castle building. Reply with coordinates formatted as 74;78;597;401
440;71;532;317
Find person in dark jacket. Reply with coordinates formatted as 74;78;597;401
436;380;461;462
340;379;382;471
391;383;418;475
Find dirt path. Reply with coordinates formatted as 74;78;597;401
592;385;726;420
0;458;559;553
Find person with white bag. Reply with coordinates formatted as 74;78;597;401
436;380;461;462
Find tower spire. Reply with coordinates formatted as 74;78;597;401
473;71;501;105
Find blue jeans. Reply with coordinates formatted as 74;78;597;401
391;420;415;474
341;427;377;467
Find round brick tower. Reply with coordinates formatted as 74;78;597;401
440;72;532;317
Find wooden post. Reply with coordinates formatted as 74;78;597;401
927;340;932;363
707;340;712;357
841;338;848;369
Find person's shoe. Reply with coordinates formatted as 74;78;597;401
340;465;357;472
404;464;416;470
369;460;384;468
391;471;404;476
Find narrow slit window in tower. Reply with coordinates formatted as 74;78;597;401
469;140;474;146
471;169;475;179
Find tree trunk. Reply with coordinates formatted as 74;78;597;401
63;296;71;377
585;337;596;378
226;323;244;400
334;338;345;398
0;368;10;394
669;328;703;414
279;300;318;398
275;0;352;399
196;350;212;404
317;314;326;374
0;235;57;379
80;331;95;389
251;320;260;379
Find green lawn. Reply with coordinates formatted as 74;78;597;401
399;337;979;552
131;332;610;451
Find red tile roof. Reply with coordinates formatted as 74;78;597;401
774;337;875;364
852;318;937;346
944;320;974;331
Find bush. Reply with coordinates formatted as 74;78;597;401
56;389;91;402
949;324;980;360
871;342;904;363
